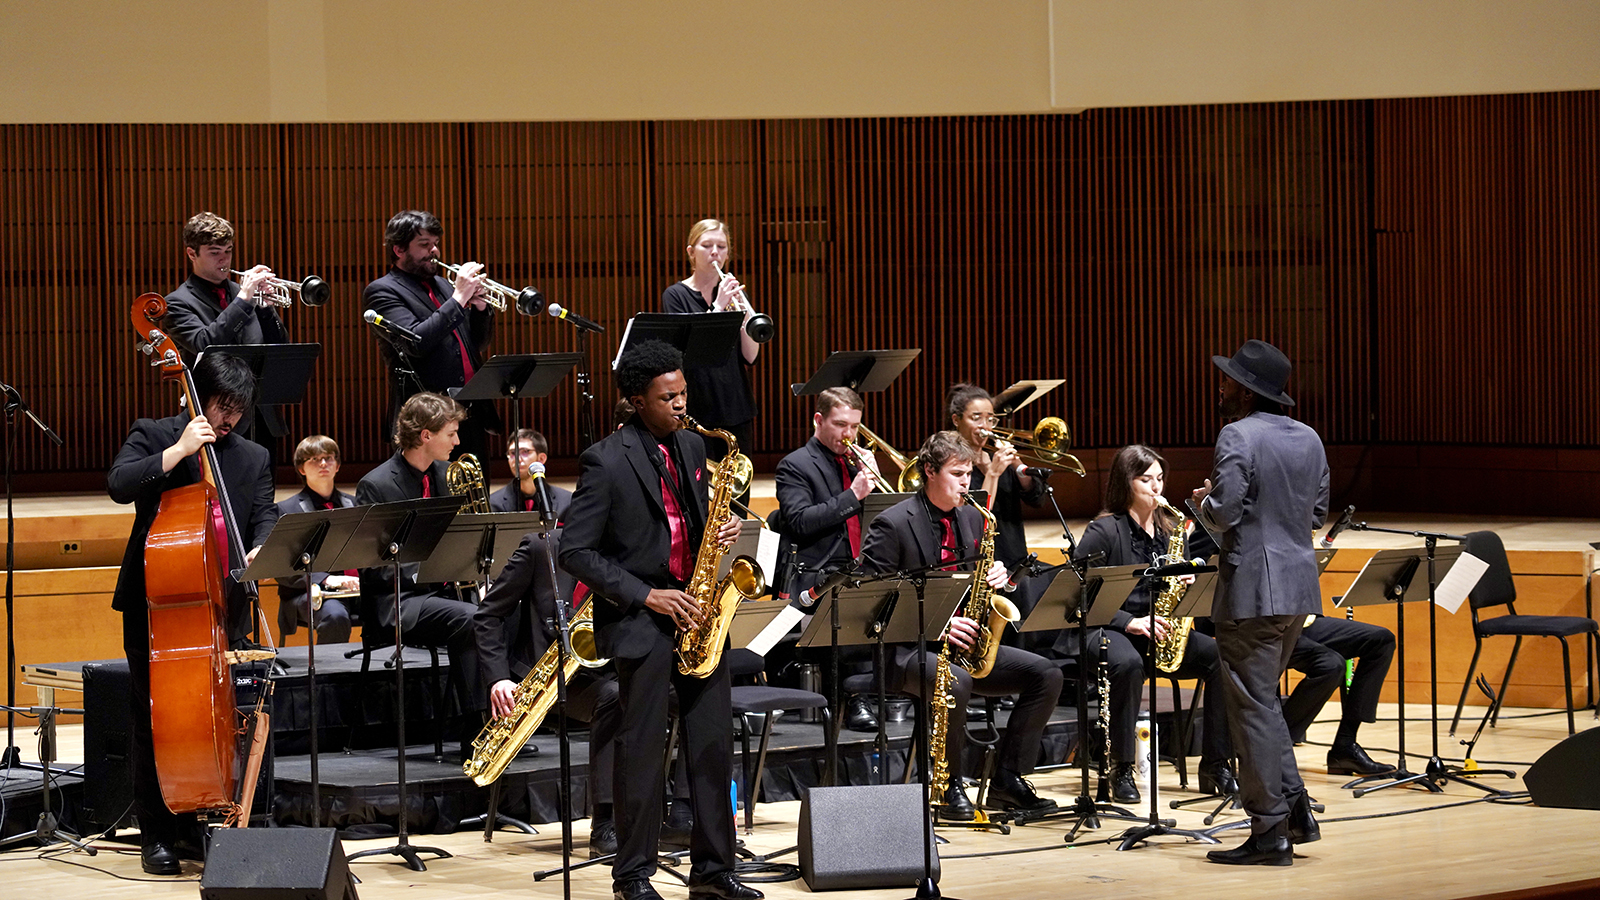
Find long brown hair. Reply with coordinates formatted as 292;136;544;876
1103;444;1167;516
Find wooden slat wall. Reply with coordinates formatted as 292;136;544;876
2;92;1595;487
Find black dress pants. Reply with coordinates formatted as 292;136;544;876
1083;626;1232;766
1282;616;1394;743
892;644;1062;775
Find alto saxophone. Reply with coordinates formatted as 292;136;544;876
944;493;1020;680
1153;498;1197;673
462;598;608;786
675;416;767;677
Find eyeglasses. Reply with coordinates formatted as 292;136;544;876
510;447;540;459
964;413;999;426
305;455;337;467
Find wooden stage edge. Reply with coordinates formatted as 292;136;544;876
2;702;1597;900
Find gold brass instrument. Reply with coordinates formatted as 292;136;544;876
710;262;775;343
854;422;922;492
229;269;331;307
841;437;894;492
929;642;959;810
982;416;1086;476
945;493;1020;680
446;453;492;514
676;416;767;677
463;598;608;786
1152;497;1198;673
435;260;544;314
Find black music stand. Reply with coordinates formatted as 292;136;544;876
789;349;922;396
1014;563;1149;838
238;504;369;828
455;353;579;477
615;312;744;371
204;342;321;442
418;511;552;589
989;380;1065;417
326;496;465;872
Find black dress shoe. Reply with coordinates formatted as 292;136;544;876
659;799;693;849
1206;824;1293;866
1287;792;1321;844
141;842;181;876
844;694;879;733
937;780;977;822
589;818;618;858
986;768;1058;812
1327;742;1395;777
1199;760;1239;796
687;871;765;900
1108;762;1140;804
613;878;665;900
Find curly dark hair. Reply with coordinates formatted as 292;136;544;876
615;339;684;398
383;210;442;265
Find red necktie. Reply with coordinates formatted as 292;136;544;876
837;456;861;557
939;516;958;570
216;286;229;310
658;444;693;583
426;286;476;383
420;472;432;498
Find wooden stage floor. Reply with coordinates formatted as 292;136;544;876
2;702;1595;900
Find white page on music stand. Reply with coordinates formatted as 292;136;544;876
747;604;805;657
1434;552;1488;614
756;528;780;585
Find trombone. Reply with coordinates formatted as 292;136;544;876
230;269;331;307
435;260;545;315
855;422;922;492
982;416;1086;476
841;437;896;493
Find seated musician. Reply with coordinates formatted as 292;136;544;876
355;392;484;761
1062;444;1236;803
1285;616;1397;776
108;351;279;875
858;430;1064;819
490;427;573;517
558;339;759;900
274;435;356;645
774;385;882;732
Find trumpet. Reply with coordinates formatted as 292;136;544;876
982;416;1086;475
855;422;922;492
711;262;775;343
230;269;331;307
435;260;545;315
841;437;895;492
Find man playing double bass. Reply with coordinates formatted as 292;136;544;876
108;352;279;875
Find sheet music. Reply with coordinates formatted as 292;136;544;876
1434;551;1488;614
746;603;805;657
610;315;640;370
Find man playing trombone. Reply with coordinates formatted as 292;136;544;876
363;209;500;460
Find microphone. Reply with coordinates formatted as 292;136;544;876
1004;553;1039;593
1322;505;1356;548
1022;466;1053;482
526;460;555;516
547;303;606;333
799;565;856;607
364;309;421;344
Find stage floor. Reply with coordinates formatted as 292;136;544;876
1;702;1595;900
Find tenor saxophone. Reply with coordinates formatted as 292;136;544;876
674;416;767;677
462;598;607;786
944;493;1020;680
1153;498;1196;673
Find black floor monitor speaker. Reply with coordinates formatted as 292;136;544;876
798;783;939;891
201;828;357;900
81;660;135;831
1524;725;1600;810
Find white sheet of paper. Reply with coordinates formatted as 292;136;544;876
746;603;805;657
1434;551;1488;614
756;528;780;587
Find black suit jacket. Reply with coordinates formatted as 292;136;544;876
774;436;862;597
354;451;455;629
474;528;578;687
107;415;278;616
858;494;983;673
161;275;290;365
489;479;573;519
558;419;710;660
274;486;357;604
362;267;500;430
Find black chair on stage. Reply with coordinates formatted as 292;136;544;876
726;649;831;834
1450;530;1600;736
346;586;447;760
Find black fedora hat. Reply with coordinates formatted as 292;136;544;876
1212;339;1295;407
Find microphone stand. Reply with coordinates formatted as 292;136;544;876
2;383;62;770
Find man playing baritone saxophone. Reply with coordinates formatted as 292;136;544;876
858;431;1064;820
558;340;758;900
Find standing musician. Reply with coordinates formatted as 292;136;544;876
274;435;358;645
356;392;484;762
662;219;760;464
858;431;1064;819
1064;445;1237;804
558;340;759;900
1192;339;1329;866
1284;616;1397;777
363;210;499;461
160;212;291;457
107;352;278;875
490;428;573;518
774;386;881;732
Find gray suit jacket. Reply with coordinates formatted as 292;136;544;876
1198;411;1330;621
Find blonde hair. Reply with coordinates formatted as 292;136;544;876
685;218;731;267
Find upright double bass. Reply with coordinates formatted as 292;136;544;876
128;293;265;823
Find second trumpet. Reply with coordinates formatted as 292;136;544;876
436;260;545;316
230;269;331;307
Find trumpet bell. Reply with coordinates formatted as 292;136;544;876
298;275;331;307
516;286;546;317
745;312;775;343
